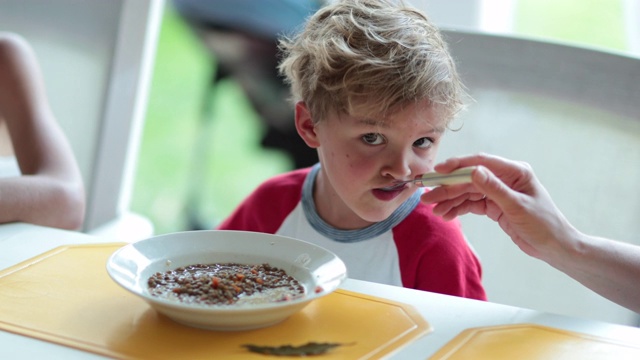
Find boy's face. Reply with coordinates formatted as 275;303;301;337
295;100;445;230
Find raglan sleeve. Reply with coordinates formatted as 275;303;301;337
216;171;305;234
393;204;487;301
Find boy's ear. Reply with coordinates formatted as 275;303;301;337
295;101;320;148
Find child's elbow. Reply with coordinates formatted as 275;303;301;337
54;182;86;231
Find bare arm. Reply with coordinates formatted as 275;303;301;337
0;33;85;230
422;153;640;313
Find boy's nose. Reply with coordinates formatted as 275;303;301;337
381;148;413;179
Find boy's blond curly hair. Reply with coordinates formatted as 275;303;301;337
278;0;467;125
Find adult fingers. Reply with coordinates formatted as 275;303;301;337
471;165;524;215
422;182;477;203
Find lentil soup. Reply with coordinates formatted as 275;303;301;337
147;263;305;306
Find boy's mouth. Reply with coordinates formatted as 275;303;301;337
378;182;407;192
373;182;408;201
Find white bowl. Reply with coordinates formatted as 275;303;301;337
106;230;347;331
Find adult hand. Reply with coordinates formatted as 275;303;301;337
423;153;640;312
422;153;577;261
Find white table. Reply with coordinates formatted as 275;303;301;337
1;223;639;359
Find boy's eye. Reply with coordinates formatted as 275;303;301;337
362;133;385;145
413;137;433;148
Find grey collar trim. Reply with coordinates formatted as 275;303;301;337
301;163;422;243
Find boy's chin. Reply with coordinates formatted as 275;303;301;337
357;208;396;224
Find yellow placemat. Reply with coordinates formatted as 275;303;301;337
430;323;640;360
0;243;431;359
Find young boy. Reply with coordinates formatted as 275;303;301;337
217;0;486;300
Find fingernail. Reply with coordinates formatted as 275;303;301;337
475;166;488;182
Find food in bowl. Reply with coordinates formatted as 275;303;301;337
106;230;347;331
147;262;305;306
